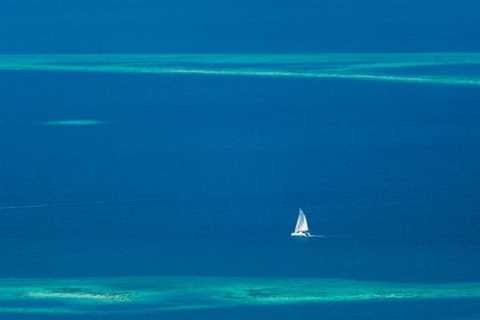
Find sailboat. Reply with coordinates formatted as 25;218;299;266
291;208;322;238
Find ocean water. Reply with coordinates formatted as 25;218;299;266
0;60;480;318
1;1;480;319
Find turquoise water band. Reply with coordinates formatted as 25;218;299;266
1;53;480;86
1;276;480;314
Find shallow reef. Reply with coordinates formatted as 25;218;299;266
43;120;106;126
1;53;480;86
0;276;479;314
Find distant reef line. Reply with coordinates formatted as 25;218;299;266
0;53;480;86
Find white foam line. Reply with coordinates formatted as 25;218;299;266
0;61;479;86
0;204;50;211
0;197;168;213
154;68;480;86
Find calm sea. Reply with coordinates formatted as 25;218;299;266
0;69;479;318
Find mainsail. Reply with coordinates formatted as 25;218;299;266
294;208;309;233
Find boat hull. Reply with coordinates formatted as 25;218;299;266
291;232;310;238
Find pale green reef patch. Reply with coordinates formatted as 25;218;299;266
0;53;480;86
43;119;106;126
0;276;479;314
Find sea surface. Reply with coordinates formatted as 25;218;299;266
0;54;479;318
3;0;480;317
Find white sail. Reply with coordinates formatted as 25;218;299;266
294;208;309;233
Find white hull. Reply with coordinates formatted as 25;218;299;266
291;232;311;238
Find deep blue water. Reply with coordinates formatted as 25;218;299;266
1;71;480;318
1;0;480;53
2;0;480;318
